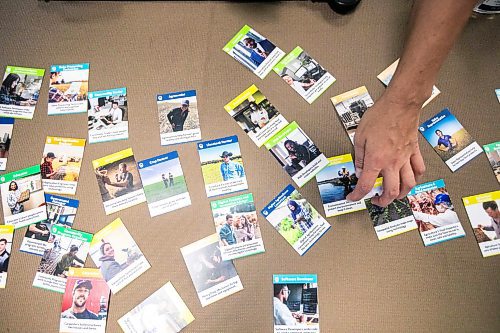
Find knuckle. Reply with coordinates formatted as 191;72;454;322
386;187;399;198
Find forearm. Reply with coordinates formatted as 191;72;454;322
387;0;477;107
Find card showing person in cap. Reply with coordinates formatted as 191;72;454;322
61;279;99;319
157;90;201;145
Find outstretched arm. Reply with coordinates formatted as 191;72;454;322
347;0;477;207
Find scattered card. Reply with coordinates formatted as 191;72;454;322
0;165;47;229
180;233;243;307
41;136;85;195
197;135;248;197
262;184;331;256
88;88;129;144
274;46;335;104
138;151;191;217
0;225;14;288
377;58;440;107
0;65;45;119
60;268;110;333
483;141;500;184
0;117;14;171
33;225;92;293
473;1;500;14
92;148;146;215
210;193;265;260
407;179;466;246
20;194;79;256
265;121;328;188
330;86;374;144
157;90;201;145
496;89;500;103
419;108;482;172
273;274;319;331
224;84;289;147
223;24;285;79
364;178;418;240
462;191;500;258
118;281;195;333
89;218;151;294
48;63;89;115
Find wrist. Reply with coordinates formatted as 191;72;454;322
384;78;434;111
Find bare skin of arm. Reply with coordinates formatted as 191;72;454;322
346;0;477;207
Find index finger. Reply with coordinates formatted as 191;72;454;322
346;168;380;201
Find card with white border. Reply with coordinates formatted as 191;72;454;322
483;141;500;184
0;117;15;171
48;63;89;115
0;225;14;289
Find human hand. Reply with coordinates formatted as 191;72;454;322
346;92;426;207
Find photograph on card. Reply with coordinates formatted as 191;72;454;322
181;233;243;307
419;108;482;172
48;63;89;115
262;185;330;255
21;194;79;256
463;191;500;257
88;88;128;144
41;136;85;195
273;274;319;331
0;66;44;119
0;225;14;288
265;122;328;188
274;46;335;104
223;25;285;79
330;86;374;144
60;268;110;333
89;218;150;294
211;193;264;260
0;165;47;228
408;179;465;246
483;142;500;184
138;151;191;217
118;281;195;333
157;90;201;145
0;118;14;171
197;135;248;197
224;84;289;147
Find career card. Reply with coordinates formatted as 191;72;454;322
273;274;319;332
265;122;329;188
0;225;14;289
474;1;500;14
0;117;15;171
363;178;418;240
60;268;110;333
407;179;466;246
33;225;92;293
262;185;331;256
496;89;500;103
419;108;482;172
48;63;89;115
330;86;374;145
483;142;500;184
41;136;86;195
210;193;265;261
157;90;201;146
137;151;191;217
0;165;47;229
315;154;368;217
88;88;129;144
20;194;79;256
462;191;500;258
197;135;248;197
92;148;146;215
0;65;45;119
223;24;285;79
89;218;151;294
181;233;243;307
377;59;440;108
224;84;289;147
118;281;195;333
274;46;336;104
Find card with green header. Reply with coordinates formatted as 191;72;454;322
274;46;335;104
0;65;45;119
483;141;500;184
223;25;285;79
265;121;328;188
0;165;47;229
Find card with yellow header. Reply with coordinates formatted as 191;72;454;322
0;225;14;288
